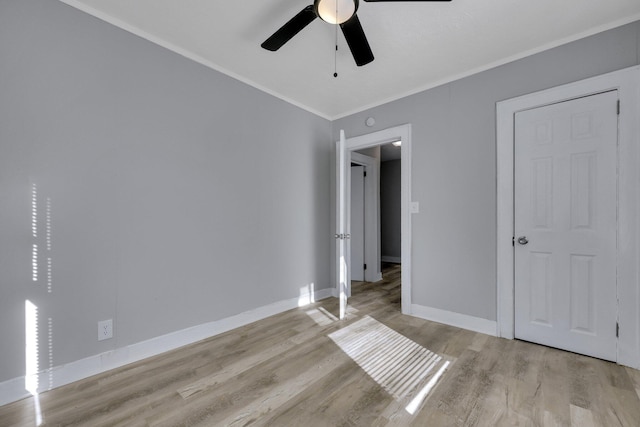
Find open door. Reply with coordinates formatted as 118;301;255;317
336;130;349;319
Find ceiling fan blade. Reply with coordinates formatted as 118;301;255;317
261;5;317;51
340;14;374;67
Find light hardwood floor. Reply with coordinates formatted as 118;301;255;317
1;264;640;426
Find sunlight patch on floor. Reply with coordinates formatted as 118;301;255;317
328;315;448;411
405;360;450;414
305;307;339;326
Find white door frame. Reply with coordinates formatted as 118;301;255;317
496;65;640;368
351;152;383;284
339;124;413;315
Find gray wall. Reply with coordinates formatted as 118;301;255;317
380;160;401;260
0;0;331;383
333;21;640;321
2;0;639;389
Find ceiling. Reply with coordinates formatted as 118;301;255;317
60;0;640;120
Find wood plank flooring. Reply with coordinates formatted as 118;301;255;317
1;263;639;426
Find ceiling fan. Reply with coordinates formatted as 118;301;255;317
261;0;452;67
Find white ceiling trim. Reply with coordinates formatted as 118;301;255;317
59;1;640;121
59;0;332;120
332;12;640;120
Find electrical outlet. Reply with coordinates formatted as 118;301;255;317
98;319;113;341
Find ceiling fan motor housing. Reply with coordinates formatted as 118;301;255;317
314;0;359;24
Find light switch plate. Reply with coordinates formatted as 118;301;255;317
411;202;420;214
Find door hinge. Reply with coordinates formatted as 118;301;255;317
364;171;367;178
364;263;367;270
616;322;619;338
617;100;620;115
512;236;515;247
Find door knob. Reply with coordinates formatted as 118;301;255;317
517;236;529;245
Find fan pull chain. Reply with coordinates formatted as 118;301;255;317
334;0;338;78
334;26;338;78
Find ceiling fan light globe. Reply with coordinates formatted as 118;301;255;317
314;0;358;24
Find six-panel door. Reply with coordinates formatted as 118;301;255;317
514;90;618;361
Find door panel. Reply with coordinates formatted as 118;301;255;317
569;254;595;333
528;251;552;326
514;90;618;361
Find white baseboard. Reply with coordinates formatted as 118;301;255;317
411;304;497;337
381;256;401;264
0;377;28;407
0;287;333;407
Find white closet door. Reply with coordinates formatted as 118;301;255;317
514;90;618;361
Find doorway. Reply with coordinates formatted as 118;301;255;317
349;145;402;295
350;164;366;282
496;65;640;368
348;151;382;287
336;124;413;315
